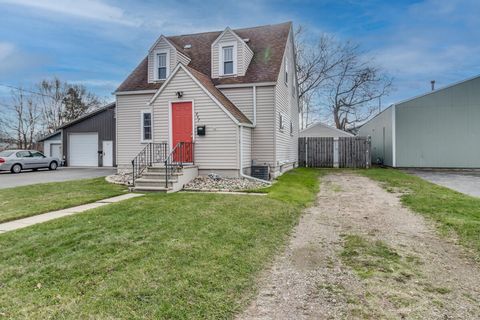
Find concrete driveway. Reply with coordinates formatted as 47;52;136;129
407;169;480;198
0;167;116;189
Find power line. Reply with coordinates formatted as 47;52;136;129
0;83;57;99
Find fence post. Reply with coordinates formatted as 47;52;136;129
333;138;339;168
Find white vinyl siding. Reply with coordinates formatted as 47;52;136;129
152;67;239;170
274;30;299;172
252;86;275;166
220;87;254;122
242;126;252;171
211;29;253;78
116;93;155;169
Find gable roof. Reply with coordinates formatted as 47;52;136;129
57;102;116;130
116;22;292;92
149;64;251;125
300;122;354;137
38;131;61;142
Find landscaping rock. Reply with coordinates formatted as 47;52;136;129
106;170;132;186
184;176;268;192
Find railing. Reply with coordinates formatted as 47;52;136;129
164;142;194;188
131;143;169;185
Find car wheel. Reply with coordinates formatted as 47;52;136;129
49;161;58;170
11;164;22;174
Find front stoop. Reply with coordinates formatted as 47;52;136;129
132;165;198;193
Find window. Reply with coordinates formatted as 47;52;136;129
284;57;289;85
223;46;234;75
157;52;167;80
141;111;152;142
220;42;237;76
279;113;285;131
31;151;45;158
16;151;31;158
290;121;294;136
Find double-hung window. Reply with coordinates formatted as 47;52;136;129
141;111;152;142
222;45;234;75
157;52;167;80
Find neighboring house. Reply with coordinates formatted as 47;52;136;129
359;75;480;167
115;22;299;180
39;102;116;167
300;122;354;138
40;131;62;159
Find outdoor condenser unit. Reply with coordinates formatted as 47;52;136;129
251;165;269;181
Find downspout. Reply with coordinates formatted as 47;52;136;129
253;85;257;126
239;124;271;184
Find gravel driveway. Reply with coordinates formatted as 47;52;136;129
238;173;480;319
0;167;116;189
407;169;480;197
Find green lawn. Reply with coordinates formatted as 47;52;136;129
0;168;321;319
0;178;127;223
362;168;480;258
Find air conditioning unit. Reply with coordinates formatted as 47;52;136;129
251;165;269;181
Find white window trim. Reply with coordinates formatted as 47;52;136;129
153;49;170;81
279;112;286;132
284;56;289;86
140;110;153;143
219;41;237;76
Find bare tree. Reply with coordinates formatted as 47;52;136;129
38;77;104;133
327;43;392;130
295;27;392;130
0;89;41;149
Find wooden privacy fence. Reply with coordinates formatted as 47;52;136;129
299;136;371;168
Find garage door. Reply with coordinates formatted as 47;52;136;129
69;133;98;166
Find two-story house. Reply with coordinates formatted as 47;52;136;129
115;22;299;191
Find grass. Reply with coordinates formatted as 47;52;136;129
0;168;321;319
361;168;480;258
256;167;322;206
0;178;127;223
340;234;413;279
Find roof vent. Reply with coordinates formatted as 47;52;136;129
242;38;250;43
184;44;192;49
431;80;435;91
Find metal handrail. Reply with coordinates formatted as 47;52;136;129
131;143;169;185
164;141;194;188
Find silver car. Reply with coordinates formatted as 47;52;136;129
0;150;60;173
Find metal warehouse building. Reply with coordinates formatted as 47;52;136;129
359;75;480;168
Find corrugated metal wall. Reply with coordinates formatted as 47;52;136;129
62;107;116;167
396;76;480;168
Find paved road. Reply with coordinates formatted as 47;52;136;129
407;169;480;198
0;167;116;189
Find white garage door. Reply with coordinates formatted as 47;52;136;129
69;133;98;166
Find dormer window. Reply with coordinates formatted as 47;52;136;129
220;42;237;76
154;50;169;81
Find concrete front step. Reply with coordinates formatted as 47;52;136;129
134;178;176;188
132;186;171;193
142;171;183;179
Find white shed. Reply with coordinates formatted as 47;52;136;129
300;122;354;138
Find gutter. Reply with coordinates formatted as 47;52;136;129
239;125;271;184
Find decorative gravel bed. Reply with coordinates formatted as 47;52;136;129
106;171;132;186
183;175;269;192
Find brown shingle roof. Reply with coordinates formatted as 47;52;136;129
185;66;252;124
116;22;291;92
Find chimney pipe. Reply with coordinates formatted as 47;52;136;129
431;80;435;91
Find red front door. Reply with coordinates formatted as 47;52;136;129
172;102;193;162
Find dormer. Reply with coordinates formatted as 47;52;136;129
147;35;191;83
211;27;254;78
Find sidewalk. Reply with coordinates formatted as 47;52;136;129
0;193;144;233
